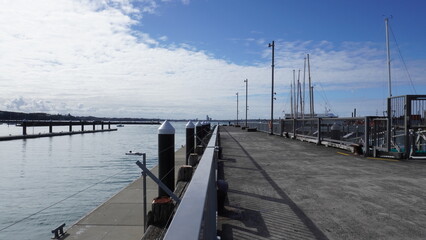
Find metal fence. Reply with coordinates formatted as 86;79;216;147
388;95;426;158
163;126;218;240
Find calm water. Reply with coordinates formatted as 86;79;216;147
0;122;186;240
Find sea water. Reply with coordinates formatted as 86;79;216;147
0;122;186;240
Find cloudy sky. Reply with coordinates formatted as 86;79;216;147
0;0;425;119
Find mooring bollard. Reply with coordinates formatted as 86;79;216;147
158;120;175;197
195;121;202;146
188;153;198;167
185;121;195;165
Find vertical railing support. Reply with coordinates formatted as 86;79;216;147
49;120;53;133
317;118;322;145
364;117;371;157
387;97;392;152
404;95;411;158
69;121;72;132
292;118;296;139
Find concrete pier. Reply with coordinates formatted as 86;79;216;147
63;147;186;240
218;126;426;240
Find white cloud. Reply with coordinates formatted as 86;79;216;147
0;0;424;119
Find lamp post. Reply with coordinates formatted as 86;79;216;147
236;92;239;126
244;79;248;128
268;40;275;135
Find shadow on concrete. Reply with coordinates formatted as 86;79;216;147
220;206;270;239
222;127;329;240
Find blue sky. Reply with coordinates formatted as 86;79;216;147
0;0;425;119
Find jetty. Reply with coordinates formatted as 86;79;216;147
217;126;426;239
0;128;117;141
58;113;426;239
62;147;187;240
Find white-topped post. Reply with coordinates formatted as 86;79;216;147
195;121;202;146
158;120;175;197
185;121;195;164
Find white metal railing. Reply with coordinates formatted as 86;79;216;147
163;126;218;240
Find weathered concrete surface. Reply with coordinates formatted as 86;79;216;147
218;126;426;240
63;147;186;240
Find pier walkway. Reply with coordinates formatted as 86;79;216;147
63;147;186;240
218;126;426;240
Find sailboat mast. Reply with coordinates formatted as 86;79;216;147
385;18;392;97
307;54;314;117
290;72;294;118
293;69;296;118
298;69;301;118
303;57;306;119
296;70;300;118
292;70;295;118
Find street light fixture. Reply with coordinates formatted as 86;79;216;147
268;40;275;135
236;92;239;126
244;79;248;128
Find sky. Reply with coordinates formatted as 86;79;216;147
0;0;426;120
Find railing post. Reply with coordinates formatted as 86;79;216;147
81;121;84;131
186;121;195;165
69;121;72;132
387;97;392;152
49;120;53;133
364;117;370;157
158;120;175;197
404;95;411;158
317;118;322;145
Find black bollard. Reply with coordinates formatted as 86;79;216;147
158;120;175;197
195;121;202;146
185;121;195;165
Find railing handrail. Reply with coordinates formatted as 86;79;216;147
163;125;218;240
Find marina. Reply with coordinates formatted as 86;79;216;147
1;1;426;239
0;123;187;240
44;122;426;239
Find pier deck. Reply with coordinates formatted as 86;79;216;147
218;126;426;240
63;147;186;240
